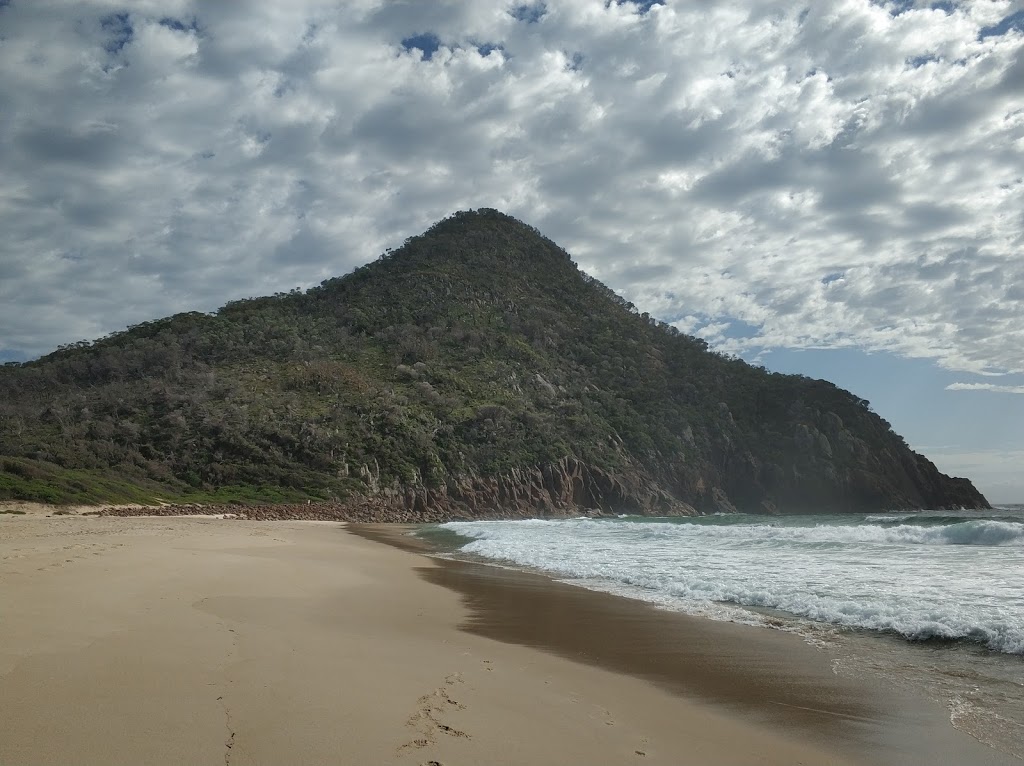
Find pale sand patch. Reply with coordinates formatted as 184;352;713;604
0;500;170;517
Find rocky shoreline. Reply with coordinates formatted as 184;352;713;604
91;498;493;523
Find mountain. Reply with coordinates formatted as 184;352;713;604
0;209;988;516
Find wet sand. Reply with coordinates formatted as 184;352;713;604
0;510;1014;765
357;524;1021;766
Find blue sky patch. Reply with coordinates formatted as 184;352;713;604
821;271;845;285
720;319;762;340
101;12;133;55
401;33;442;60
476;42;504;57
0;349;27;363
608;0;661;13
628;0;661;12
158;16;199;34
979;10;1024;40
510;3;546;23
907;54;941;68
880;0;917;16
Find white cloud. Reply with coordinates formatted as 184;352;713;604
946;382;1024;394
0;0;1022;376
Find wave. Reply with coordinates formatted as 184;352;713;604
630;576;1024;654
590;577;1024;654
662;519;1024;546
724;520;1024;546
451;535;1024;653
864;512;1023;526
439;517;1024;654
451;518;1024;546
863;513;916;522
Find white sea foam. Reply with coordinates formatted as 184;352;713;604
440;514;1024;654
452;517;1024;546
628;519;1024;546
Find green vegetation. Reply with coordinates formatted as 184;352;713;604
0;209;987;512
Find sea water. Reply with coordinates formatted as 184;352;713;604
427;507;1024;758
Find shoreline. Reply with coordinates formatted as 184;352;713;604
0;511;860;766
0;511;1016;764
12;495;997;523
354;522;1022;765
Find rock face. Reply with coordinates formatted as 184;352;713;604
0;208;990;514
395;457;684;518
99;449;986;521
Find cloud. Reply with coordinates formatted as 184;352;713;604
946;383;1024;394
0;0;1022;376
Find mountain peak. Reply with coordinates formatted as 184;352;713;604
384;208;573;273
0;212;989;514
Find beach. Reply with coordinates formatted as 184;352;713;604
0;509;1015;765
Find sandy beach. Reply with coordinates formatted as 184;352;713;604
0;508;1015;765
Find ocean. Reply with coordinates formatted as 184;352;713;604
423;507;1024;759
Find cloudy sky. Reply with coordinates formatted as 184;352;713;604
1;0;1022;500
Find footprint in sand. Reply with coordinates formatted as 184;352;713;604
399;674;470;754
592;705;615;725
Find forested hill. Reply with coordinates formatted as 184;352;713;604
0;209;988;514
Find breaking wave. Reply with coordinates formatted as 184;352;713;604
630;519;1024;547
439;513;1024;654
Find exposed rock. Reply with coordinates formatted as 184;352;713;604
533;373;557;398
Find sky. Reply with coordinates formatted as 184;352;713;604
0;0;1022;501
